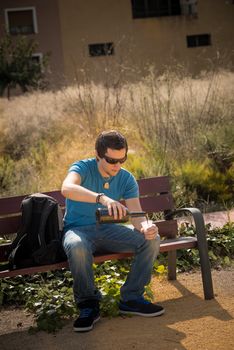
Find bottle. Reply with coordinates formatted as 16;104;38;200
96;208;147;224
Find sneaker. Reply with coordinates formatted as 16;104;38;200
73;300;100;332
119;296;165;317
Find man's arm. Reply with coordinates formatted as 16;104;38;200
61;171;127;218
125;197;158;240
61;171;98;202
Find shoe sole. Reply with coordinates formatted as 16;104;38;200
119;309;165;317
73;316;101;332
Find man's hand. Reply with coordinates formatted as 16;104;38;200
141;221;159;240
99;195;127;219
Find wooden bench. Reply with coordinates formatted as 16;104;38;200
0;176;214;300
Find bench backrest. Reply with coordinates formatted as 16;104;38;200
0;176;178;262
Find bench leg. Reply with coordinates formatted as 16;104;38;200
173;207;214;300
168;250;177;280
193;209;214;300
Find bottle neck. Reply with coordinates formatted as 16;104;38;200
129;211;146;218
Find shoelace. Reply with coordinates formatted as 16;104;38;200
79;308;93;318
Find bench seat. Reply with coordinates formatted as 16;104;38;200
0;237;198;278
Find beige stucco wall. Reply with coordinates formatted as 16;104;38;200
1;1;233;87
0;0;65;86
58;0;234;84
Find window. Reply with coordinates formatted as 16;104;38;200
5;7;38;35
31;53;43;65
187;34;211;48
180;0;198;16
30;53;44;73
131;0;181;18
89;43;114;57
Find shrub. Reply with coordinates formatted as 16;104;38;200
177;222;234;271
0;34;49;99
173;159;234;209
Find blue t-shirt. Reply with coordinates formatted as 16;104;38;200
64;158;139;230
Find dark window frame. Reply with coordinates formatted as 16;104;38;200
131;0;181;19
89;42;114;57
5;7;38;35
31;53;43;65
30;53;44;73
187;34;211;48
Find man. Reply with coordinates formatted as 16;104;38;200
62;130;164;332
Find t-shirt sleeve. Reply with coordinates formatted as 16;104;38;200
122;173;139;199
68;161;88;184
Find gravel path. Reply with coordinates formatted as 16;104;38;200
0;268;233;350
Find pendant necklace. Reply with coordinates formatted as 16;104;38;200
103;182;110;189
103;176;112;189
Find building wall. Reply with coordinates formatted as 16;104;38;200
0;0;65;86
0;1;233;87
58;0;234;84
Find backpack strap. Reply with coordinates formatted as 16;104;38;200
10;196;33;250
34;194;58;248
57;205;64;234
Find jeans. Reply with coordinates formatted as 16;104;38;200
63;223;160;304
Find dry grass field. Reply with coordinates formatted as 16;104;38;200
0;69;233;207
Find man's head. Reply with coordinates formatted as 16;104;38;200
95;130;128;177
95;130;128;158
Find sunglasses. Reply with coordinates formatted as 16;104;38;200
103;154;127;164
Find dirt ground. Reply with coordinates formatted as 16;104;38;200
0;268;233;350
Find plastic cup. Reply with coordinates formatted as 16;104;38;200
141;220;153;230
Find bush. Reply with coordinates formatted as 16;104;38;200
173;159;234;209
0;34;49;98
177;222;234;271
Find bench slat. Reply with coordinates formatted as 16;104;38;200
138;176;170;195
0;195;26;215
0;177;171;216
140;193;174;212
0;191;65;216
0;207;65;235
0;216;20;235
0;225;187;263
0;217;178;248
156;220;178;237
160;236;197;251
0;237;197;278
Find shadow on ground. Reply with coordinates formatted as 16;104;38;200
1;269;233;350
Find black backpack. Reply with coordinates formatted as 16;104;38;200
8;193;66;270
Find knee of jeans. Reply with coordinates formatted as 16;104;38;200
70;245;91;264
63;236;90;259
146;234;160;254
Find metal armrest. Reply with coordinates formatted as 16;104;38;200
165;207;214;300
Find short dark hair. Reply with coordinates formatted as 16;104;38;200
95;130;128;158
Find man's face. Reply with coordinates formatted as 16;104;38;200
97;148;127;177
